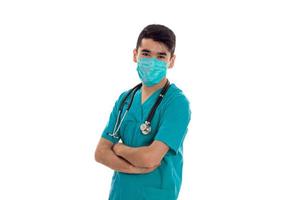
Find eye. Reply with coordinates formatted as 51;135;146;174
142;52;150;56
158;56;166;59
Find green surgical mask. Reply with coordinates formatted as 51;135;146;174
136;57;168;87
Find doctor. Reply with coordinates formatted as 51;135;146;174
95;24;191;200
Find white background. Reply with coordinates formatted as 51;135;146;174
0;0;299;199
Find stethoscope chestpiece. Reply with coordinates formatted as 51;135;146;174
140;121;151;135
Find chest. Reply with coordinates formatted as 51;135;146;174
118;91;164;147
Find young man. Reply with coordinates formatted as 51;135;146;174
95;24;191;200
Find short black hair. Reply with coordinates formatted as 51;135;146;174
136;24;176;57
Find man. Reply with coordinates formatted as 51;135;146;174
95;24;191;200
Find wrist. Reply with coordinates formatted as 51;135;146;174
113;143;123;155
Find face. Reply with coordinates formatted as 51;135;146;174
133;38;176;69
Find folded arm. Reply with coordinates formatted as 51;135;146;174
94;137;157;174
112;140;169;168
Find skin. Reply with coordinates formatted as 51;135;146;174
95;38;176;173
95;138;158;174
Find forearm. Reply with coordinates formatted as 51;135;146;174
96;147;133;173
113;144;155;168
95;148;155;174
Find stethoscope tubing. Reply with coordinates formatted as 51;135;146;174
109;80;170;138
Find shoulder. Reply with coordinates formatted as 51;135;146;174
164;83;190;108
115;88;131;103
161;83;191;120
159;83;192;125
111;88;132;109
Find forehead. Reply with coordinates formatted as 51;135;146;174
139;38;170;54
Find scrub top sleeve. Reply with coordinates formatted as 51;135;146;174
100;91;127;144
154;95;191;154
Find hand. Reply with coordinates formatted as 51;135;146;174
112;143;124;155
129;161;161;174
128;165;159;174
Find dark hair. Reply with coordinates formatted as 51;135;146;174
136;24;176;56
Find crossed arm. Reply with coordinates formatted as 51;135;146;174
112;140;169;168
94;137;169;174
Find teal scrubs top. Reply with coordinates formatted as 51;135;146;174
101;83;191;200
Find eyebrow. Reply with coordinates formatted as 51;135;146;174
157;52;167;56
141;49;167;56
141;49;151;53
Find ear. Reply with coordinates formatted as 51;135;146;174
133;48;138;63
168;54;176;69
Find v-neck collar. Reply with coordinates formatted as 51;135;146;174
139;87;163;107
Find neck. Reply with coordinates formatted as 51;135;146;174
142;78;168;94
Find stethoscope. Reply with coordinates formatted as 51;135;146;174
108;79;170;138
